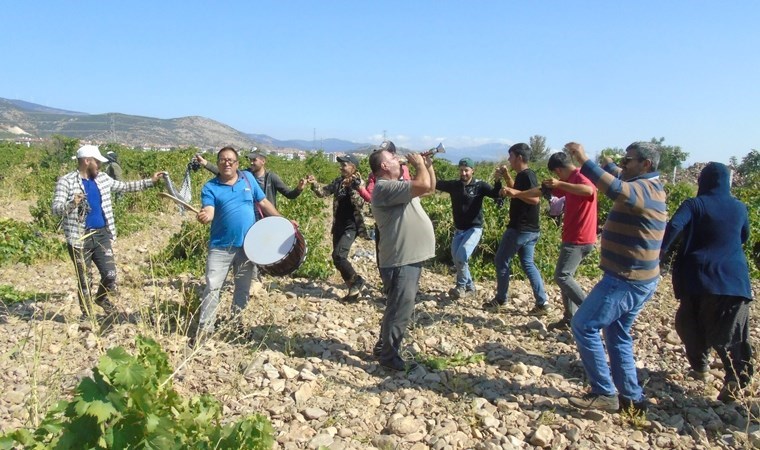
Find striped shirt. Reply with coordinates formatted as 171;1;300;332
52;171;154;248
580;161;667;283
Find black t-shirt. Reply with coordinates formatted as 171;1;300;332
508;169;540;232
436;179;501;230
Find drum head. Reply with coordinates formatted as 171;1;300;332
244;216;297;265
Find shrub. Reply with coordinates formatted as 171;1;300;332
0;336;274;449
152;220;209;276
0;218;66;266
0;284;43;304
733;172;760;278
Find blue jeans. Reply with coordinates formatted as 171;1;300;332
571;274;659;401
451;227;482;290
554;243;594;320
494;228;547;306
199;247;254;332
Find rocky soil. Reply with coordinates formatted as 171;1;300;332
1;199;759;449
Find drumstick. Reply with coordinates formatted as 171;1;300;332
158;192;200;214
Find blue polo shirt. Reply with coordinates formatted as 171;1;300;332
201;171;266;248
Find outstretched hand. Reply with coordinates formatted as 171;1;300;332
194;154;208;166
152;171;166;183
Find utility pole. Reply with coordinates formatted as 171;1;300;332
382;129;387;140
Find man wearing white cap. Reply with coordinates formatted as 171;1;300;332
52;144;164;322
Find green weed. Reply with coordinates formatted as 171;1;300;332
0;336;274;449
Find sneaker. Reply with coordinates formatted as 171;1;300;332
226;322;248;342
348;276;365;297
465;285;477;294
548;318;571;330
372;340;383;358
78;315;94;331
449;287;466;300
482;298;507;310
618;396;649;415
528;304;549;316
687;368;709;381
718;381;741;403
95;298;116;314
189;327;212;348
569;393;620;412
341;293;361;302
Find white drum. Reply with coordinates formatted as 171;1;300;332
243;216;307;276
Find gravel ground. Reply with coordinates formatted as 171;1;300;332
1;204;759;449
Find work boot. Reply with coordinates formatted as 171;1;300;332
379;356;419;372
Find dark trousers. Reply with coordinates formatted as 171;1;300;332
554;243;594;320
378;263;422;363
66;228;117;316
332;224;358;284
374;224;381;270
676;293;754;385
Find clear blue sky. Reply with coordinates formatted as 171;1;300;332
3;1;758;165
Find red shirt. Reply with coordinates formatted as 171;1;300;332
554;169;597;245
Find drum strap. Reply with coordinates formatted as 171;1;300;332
241;170;265;219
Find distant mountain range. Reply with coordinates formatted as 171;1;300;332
0;97;510;161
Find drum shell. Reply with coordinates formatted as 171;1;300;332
243;217;307;276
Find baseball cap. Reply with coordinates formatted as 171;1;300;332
458;157;474;168
247;151;266;161
73;145;109;162
337;154;359;166
377;140;397;153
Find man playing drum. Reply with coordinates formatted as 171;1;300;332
195;150;307;281
195;149;307;217
193;146;286;346
308;154;372;301
368;149;436;371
